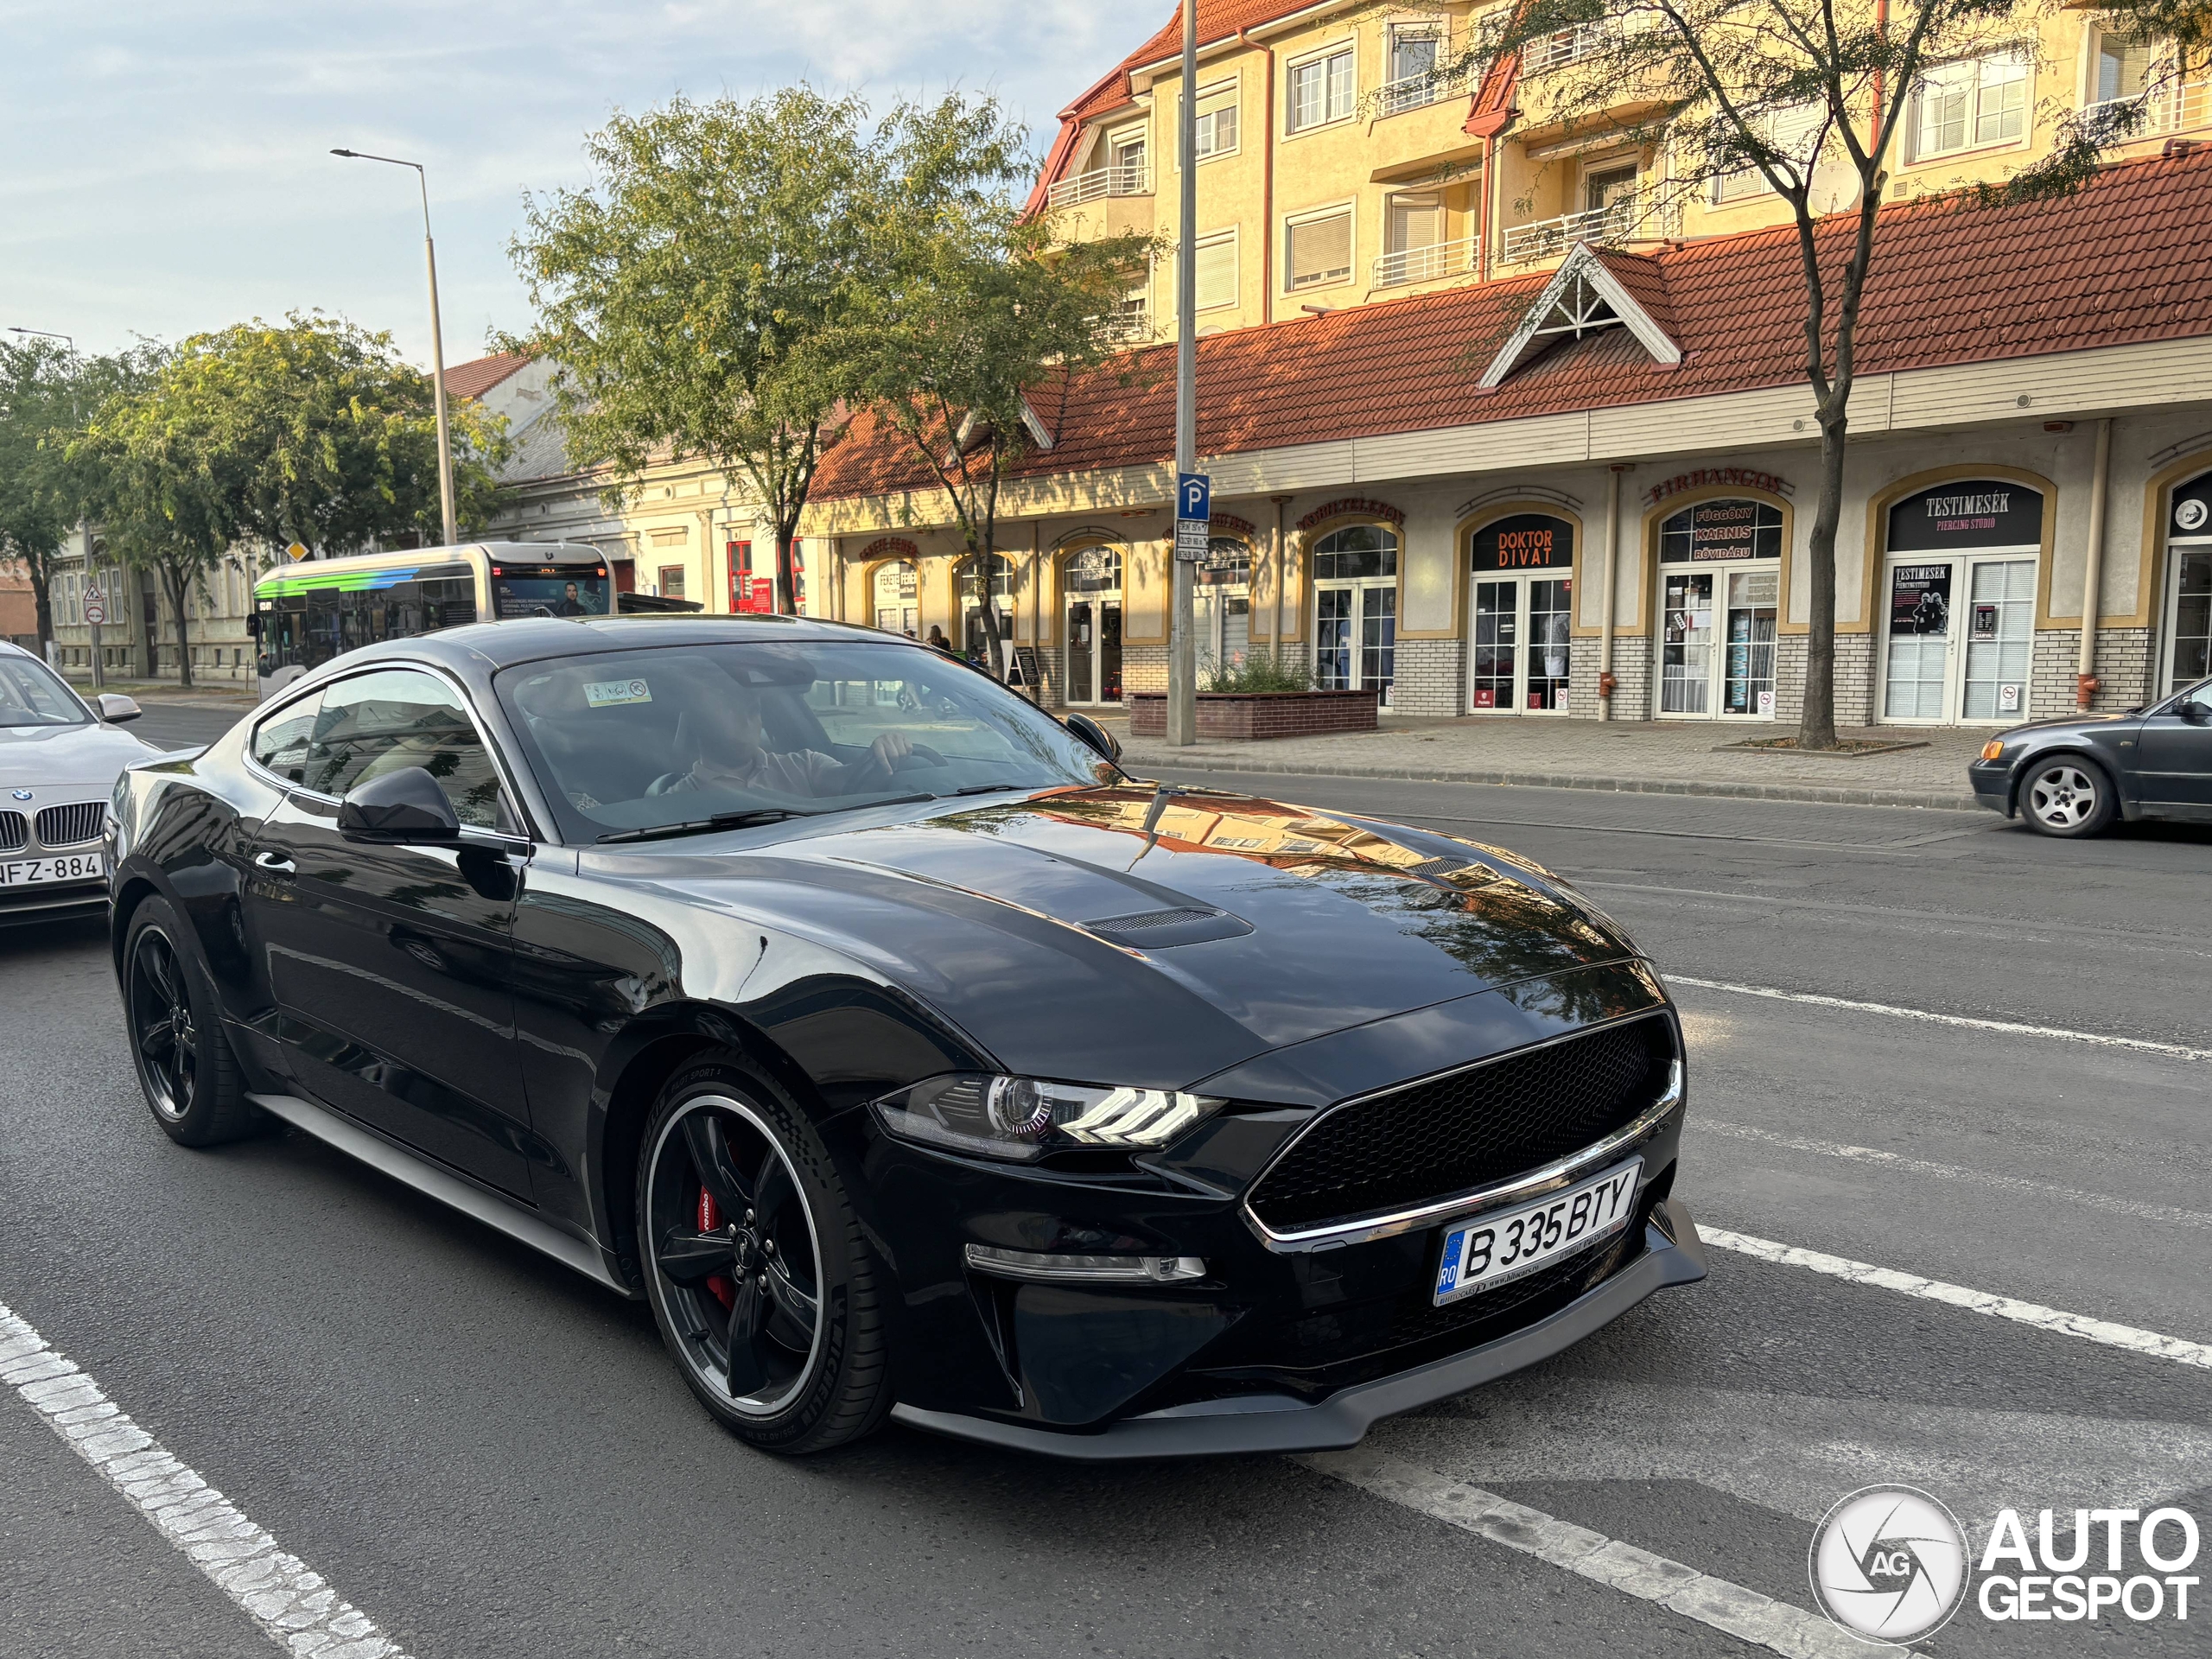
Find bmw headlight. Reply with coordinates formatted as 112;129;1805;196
871;1075;1221;1163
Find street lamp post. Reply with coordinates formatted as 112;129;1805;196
331;149;459;547
1166;0;1199;747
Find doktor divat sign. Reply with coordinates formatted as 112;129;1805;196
1808;1484;2200;1643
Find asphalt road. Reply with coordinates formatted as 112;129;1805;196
4;766;2208;1658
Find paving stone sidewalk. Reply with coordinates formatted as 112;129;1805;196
1110;715;1992;810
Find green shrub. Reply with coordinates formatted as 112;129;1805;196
1201;650;1313;693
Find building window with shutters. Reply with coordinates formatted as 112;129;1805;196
1285;204;1353;292
1192;79;1239;160
1194;229;1238;312
1909;49;2031;162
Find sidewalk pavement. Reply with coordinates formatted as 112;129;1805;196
63;675;257;709
1108;713;1992;811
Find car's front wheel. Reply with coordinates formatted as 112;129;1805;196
636;1056;892;1453
2019;755;2116;838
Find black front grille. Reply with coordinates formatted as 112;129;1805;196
0;810;23;853
35;802;105;848
1248;1014;1675;1233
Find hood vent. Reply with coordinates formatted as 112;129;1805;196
1082;906;1254;950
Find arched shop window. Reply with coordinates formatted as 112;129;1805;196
2163;470;2212;696
1312;524;1397;702
1061;544;1122;706
1468;514;1573;714
1879;479;2044;723
872;560;918;637
1656;498;1784;718
1197;537;1252;673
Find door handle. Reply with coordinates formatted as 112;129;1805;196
253;851;296;877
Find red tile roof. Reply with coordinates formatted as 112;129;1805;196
443;352;531;401
819;150;2212;506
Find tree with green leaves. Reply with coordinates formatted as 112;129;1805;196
509;87;879;615
848;95;1154;679
1443;0;2135;748
79;314;500;686
0;340;156;652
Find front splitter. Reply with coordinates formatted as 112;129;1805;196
891;1198;1708;1460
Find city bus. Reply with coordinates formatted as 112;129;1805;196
251;541;690;699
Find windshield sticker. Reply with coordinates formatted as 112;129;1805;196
584;677;652;709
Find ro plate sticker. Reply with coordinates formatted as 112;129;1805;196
584;677;652;709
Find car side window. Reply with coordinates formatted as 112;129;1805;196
250;692;324;785
298;669;506;830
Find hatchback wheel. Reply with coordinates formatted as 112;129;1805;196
124;897;256;1145
637;1058;891;1452
2020;756;2116;838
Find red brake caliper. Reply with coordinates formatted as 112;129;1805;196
698;1186;736;1310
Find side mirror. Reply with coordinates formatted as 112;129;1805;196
1063;710;1122;764
339;766;461;843
2183;698;2212;723
95;693;143;723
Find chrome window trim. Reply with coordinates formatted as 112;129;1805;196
241;658;546;843
1241;1011;1681;1253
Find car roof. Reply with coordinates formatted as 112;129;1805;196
335;614;922;678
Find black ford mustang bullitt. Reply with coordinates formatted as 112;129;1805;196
107;617;1702;1457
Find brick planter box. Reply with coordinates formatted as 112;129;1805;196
1126;688;1379;741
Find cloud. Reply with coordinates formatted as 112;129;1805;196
2;0;1141;360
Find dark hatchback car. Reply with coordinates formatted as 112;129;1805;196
108;618;1701;1458
1967;676;2212;836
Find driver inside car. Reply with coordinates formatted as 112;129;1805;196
652;679;912;799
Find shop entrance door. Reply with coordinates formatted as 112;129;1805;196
1881;556;2035;722
1065;598;1122;704
2163;543;2212;696
1315;582;1395;706
1469;575;1572;712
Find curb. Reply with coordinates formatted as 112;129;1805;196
1120;747;1985;813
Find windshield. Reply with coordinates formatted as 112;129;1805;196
0;656;92;728
490;564;610;619
497;639;1119;842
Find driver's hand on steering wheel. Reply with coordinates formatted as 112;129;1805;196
870;732;913;769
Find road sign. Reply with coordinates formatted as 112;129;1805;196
286;542;309;563
82;601;106;626
1174;471;1212;563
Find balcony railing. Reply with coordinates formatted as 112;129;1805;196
1373;235;1479;288
1103;301;1154;344
2082;77;2212;138
1499;200;1656;264
1524;22;1611;73
1376;68;1456;117
1046;162;1153;209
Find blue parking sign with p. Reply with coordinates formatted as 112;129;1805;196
1178;473;1211;523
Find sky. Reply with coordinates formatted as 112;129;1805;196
1;1;1134;370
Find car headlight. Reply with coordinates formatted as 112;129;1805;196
871;1074;1222;1163
1980;739;2006;761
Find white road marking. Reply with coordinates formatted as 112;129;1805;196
1695;1118;2212;1230
1667;975;2212;1063
0;1300;410;1659
1702;1230;2212;1371
1299;1447;1897;1659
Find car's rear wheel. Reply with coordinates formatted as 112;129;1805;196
124;897;256;1145
636;1056;892;1453
2020;755;2116;837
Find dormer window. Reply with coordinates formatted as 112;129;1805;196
1529;272;1623;343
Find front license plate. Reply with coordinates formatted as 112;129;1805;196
0;851;105;887
1433;1157;1643;1306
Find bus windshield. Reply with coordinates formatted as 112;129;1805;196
490;563;610;618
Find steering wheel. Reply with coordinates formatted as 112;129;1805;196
893;743;950;770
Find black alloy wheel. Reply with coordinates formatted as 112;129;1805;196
638;1059;891;1452
124;896;254;1146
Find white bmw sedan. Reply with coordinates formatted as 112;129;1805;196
0;641;162;925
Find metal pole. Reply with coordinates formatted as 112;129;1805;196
332;150;457;546
1599;465;1624;721
1166;0;1199;747
2075;417;2112;709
